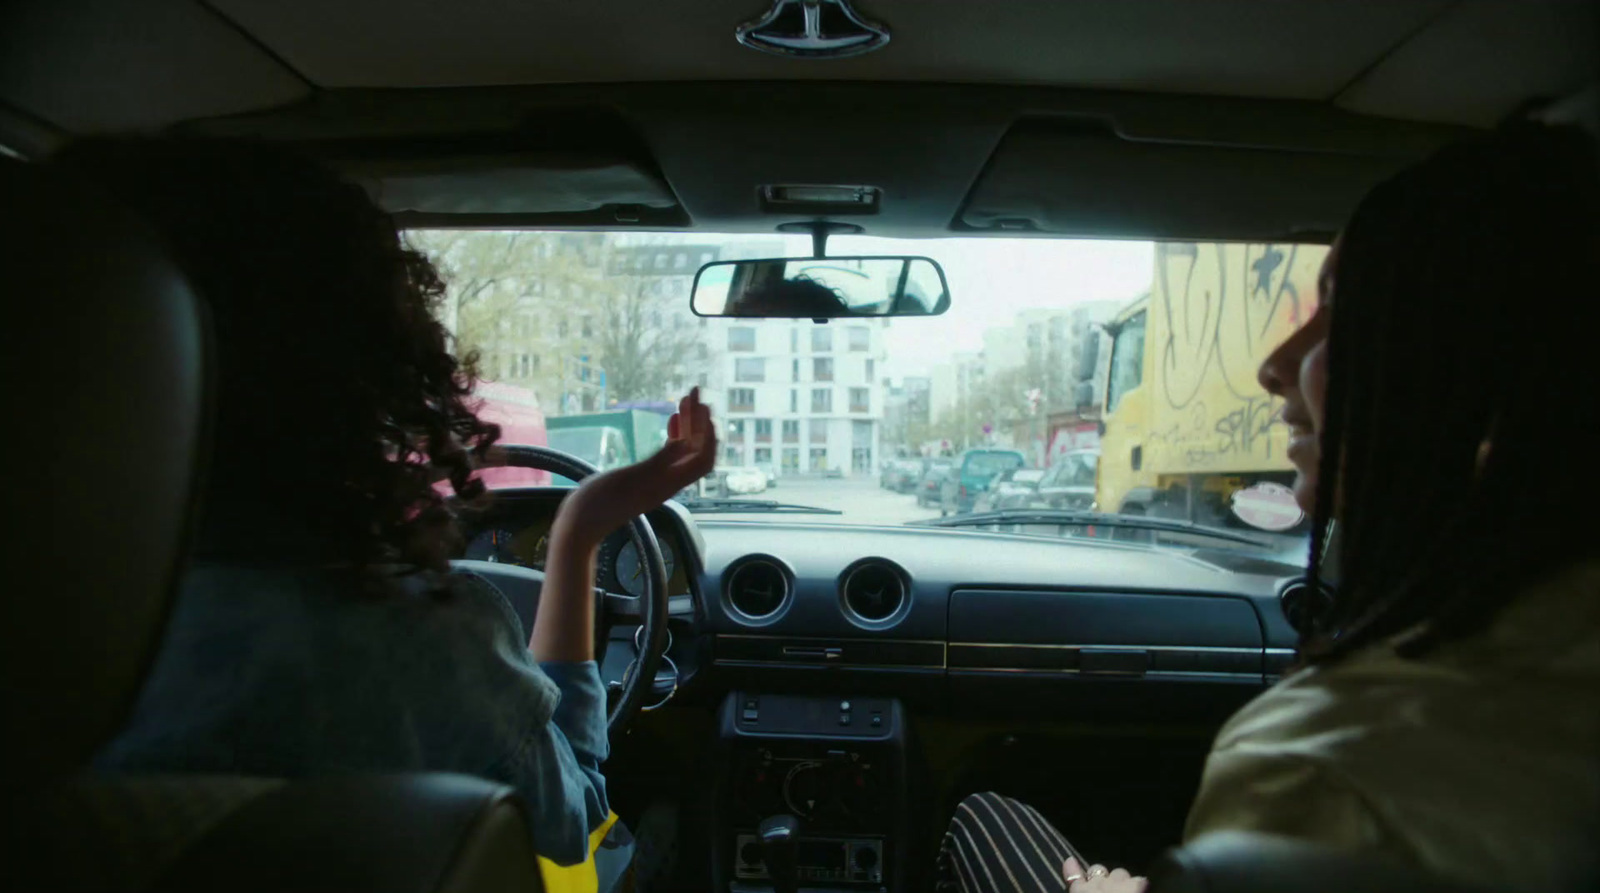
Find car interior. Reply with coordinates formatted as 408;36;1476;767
2;2;1594;892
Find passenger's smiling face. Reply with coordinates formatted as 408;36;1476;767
1257;243;1335;514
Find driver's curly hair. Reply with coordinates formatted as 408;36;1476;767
58;138;500;575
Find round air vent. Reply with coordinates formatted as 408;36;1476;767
840;560;909;627
725;557;791;622
1278;578;1333;636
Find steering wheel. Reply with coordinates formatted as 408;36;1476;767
449;445;670;739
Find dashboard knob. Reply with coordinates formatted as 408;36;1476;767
853;846;879;871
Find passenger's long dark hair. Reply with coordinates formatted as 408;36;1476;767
57;139;500;575
1302;123;1600;663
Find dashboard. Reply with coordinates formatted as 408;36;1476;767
456;489;1306;893
459;491;700;600
455;489;1304;721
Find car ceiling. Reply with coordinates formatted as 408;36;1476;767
2;1;1594;240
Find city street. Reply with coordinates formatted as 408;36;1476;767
733;474;1309;560
753;473;940;526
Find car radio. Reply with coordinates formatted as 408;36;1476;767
734;834;884;886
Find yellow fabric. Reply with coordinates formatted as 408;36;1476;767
1185;562;1600;892
537;811;621;893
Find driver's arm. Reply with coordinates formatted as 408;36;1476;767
532;388;714;663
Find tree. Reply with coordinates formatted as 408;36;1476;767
593;273;707;403
408;231;714;408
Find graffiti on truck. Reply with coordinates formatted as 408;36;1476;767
1150;242;1324;472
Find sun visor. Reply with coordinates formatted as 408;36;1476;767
959;121;1414;241
351;153;679;216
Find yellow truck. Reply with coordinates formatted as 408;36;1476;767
1095;241;1328;530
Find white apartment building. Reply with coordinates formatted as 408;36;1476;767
716;317;889;476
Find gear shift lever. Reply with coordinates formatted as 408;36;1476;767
757;814;801;893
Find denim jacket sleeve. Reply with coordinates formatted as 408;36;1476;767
457;581;611;866
485;660;610;866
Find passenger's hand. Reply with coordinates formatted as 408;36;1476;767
1064;858;1146;893
552;388;717;550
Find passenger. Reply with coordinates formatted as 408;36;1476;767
938;123;1600;893
65;139;716;888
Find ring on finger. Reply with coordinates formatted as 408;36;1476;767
1087;866;1109;879
1064;874;1084;883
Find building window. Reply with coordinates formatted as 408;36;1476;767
811;388;832;413
810;447;829;471
654;254;667;270
674;253;688;269
729;388;756;413
531;354;541;371
782;420;800;443
792;358;800;382
813;357;834;382
811;327;832;353
521;354;532;378
723;445;742;466
729;327;756;352
754;419;773;443
789;389;798;413
810;421;829;445
848;326;870;351
735;358;766;382
850;388;870;413
697;343;709;360
700;252;714;267
782;447;801;472
558;319;569;337
790;328;799;353
727;419;746;443
582;316;593;338
754;447;772;464
865;358;875;381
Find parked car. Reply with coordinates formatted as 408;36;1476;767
880;458;920;491
1033;449;1100;511
723;465;768;495
940;448;1027;515
915;460;954;507
755;462;778;488
972;467;1047;513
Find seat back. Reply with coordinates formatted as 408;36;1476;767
0;156;542;893
0;158;209;776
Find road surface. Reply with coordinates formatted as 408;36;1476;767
712;474;1309;560
742;474;940;525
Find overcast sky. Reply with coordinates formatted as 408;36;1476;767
828;235;1156;379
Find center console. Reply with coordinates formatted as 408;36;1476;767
716;692;909;893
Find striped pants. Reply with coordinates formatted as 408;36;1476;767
938;792;1087;893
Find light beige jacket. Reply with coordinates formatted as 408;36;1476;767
1184;563;1600;892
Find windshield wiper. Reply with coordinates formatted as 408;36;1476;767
907;508;1274;548
677;498;842;515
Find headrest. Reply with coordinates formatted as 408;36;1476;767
0;160;210;778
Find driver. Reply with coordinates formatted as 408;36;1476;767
726;273;849;317
65;138;716;892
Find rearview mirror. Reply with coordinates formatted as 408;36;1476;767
692;256;950;318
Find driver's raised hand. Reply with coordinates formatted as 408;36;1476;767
534;389;715;662
552;387;717;549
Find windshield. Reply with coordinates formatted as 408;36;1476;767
411;231;1324;562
